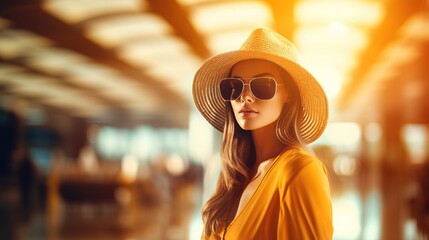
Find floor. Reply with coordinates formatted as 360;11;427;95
1;166;426;240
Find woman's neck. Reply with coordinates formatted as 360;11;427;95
251;121;287;165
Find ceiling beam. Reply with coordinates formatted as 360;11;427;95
0;58;128;111
267;0;297;40
0;3;190;121
336;0;426;110
146;0;211;59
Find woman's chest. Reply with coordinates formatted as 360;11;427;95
234;176;263;218
225;185;284;239
234;159;275;219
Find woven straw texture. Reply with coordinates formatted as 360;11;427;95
192;28;328;143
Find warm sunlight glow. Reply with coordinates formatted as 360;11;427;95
401;124;428;164
0;30;52;59
399;13;429;39
121;154;139;183
206;30;255;55
295;25;368;53
328;21;348;35
294;0;385;109
24;48;90;74
333;154;357;176
189;111;215;163
118;36;190;67
1;73;106;117
380;42;420;65
165;154;187;176
301;51;357;74
325;122;361;150
189;1;273;34
304;63;342;101
332;191;361;239
43;0;146;24
295;0;384;27
86;14;171;48
145;53;201;97
364;122;382;143
189;1;272;54
295;24;368;90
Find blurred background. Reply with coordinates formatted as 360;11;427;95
0;0;428;239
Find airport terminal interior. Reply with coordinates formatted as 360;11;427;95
1;0;429;239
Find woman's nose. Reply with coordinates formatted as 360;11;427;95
239;85;255;102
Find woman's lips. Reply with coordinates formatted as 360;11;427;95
239;108;258;117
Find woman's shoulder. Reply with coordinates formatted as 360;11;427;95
276;146;317;168
272;146;326;186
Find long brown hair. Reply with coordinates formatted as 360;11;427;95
202;61;307;237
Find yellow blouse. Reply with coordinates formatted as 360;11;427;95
205;147;333;240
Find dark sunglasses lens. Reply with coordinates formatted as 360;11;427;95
250;77;276;99
220;78;243;100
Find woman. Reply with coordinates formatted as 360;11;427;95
193;28;333;239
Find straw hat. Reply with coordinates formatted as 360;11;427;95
192;28;328;143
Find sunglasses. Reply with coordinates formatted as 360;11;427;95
219;77;286;101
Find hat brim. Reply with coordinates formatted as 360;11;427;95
192;49;328;143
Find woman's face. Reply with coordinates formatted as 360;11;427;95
229;59;289;131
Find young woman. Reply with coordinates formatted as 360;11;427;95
192;28;333;239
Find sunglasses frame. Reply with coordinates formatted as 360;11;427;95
219;77;286;101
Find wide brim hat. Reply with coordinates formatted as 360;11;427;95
192;28;328;143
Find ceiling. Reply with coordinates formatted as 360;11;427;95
0;0;428;128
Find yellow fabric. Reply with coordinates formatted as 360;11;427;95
204;147;333;240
